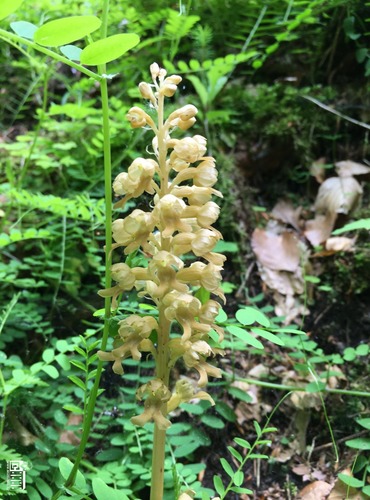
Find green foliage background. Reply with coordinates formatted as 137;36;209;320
0;0;369;498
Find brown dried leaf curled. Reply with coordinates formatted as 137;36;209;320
252;228;301;272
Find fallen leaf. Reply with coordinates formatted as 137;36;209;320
310;157;327;184
252;228;301;272
335;160;370;178
293;464;311;476
304;213;336;246
299;480;333;499
272;200;302;230
325;236;355;252
59;413;82;445
315;177;362;215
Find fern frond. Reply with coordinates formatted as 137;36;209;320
164;10;200;39
2;188;105;223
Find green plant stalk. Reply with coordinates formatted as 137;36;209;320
0;29;101;81
221;392;293;499
51;2;112;497
150;92;171;500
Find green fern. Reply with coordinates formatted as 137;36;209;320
2;188;105;223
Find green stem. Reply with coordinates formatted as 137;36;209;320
51;2;112;498
150;311;171;500
0;29;101;81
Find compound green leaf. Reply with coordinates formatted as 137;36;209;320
80;33;140;65
0;0;24;20
92;478;129;500
10;21;37;40
252;327;285;346
34;16;101;47
236;307;270;327
227;325;264;349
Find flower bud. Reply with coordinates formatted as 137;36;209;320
139;82;155;102
150;62;160;80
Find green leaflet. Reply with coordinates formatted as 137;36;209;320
0;0;24;21
80;33;140;65
34;15;101;47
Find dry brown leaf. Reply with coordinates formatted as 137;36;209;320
59;413;82;445
335;160;370;178
310;157;327;184
273;292;308;324
315;177;362;215
299;480;333;499
252;228;301;272
293;464;311;476
325;236;355;252
272;200;302;230
304;213;336;246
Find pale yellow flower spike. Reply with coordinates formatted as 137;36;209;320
97;65;226;483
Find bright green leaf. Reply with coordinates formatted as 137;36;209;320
201;415;225;429
357;418;370;430
235;307;270;327
227;446;242;463
220;458;234;478
42;348;54;364
41;365;59;379
92;478;129;500
338;473;364;488
80;33;140;65
251;328;285;346
0;0;24;20
60;45;82;62
68;375;86;390
58;457;86;490
213;475;225;496
63;404;84;415
227;325;264;349
234;437;251;449
345;438;370;450
34;16;101;47
10;21;37;40
234;470;244;486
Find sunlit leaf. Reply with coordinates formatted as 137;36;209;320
227;325;264;349
80;33;140;65
60;44;82;62
34;16;101;47
10;21;37;40
0;0;24;21
235;307;270;327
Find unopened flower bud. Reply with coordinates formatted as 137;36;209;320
150;62;160;80
139;82;155;102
